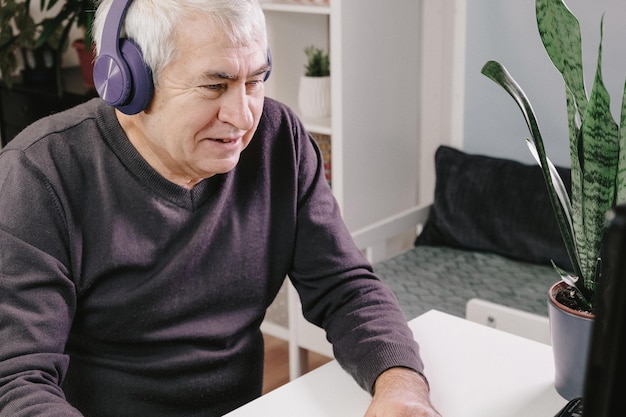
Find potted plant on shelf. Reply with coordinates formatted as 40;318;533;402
298;44;331;119
481;0;625;400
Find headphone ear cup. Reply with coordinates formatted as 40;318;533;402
115;39;155;115
93;51;132;108
264;49;272;81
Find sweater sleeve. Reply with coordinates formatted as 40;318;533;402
284;115;425;393
0;149;83;417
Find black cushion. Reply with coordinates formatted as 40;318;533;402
415;145;572;270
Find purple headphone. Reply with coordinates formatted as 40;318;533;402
93;0;272;116
93;0;153;115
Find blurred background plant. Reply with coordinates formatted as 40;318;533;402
304;45;330;77
0;0;96;92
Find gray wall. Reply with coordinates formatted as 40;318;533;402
463;0;626;167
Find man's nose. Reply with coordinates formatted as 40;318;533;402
217;87;254;131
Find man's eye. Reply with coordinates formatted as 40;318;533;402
201;84;226;96
246;80;264;93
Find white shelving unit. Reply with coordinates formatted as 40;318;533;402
262;0;422;231
262;0;423;377
260;0;463;379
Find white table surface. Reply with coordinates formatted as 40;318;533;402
225;310;568;417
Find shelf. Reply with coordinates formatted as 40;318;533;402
299;114;332;135
260;1;330;15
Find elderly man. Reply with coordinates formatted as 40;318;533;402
0;1;439;416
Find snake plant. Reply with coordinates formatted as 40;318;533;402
481;0;626;312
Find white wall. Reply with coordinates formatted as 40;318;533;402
462;0;626;167
417;0;467;203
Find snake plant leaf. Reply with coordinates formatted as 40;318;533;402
526;139;574;235
577;26;619;296
566;90;584;262
481;61;583;285
618;79;626;204
536;0;587;118
552;261;579;288
566;98;592;301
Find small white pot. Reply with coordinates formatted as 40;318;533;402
298;75;331;119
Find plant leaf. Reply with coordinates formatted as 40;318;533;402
617;77;626;204
577;20;619;297
526;139;574;233
36;10;73;49
481;60;583;283
536;0;587;118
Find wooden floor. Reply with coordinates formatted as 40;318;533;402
262;333;332;394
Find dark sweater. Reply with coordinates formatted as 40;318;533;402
0;98;423;416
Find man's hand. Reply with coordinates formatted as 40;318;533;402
364;367;441;417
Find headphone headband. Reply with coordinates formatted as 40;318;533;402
100;0;131;54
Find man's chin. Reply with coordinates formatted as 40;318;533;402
207;157;241;176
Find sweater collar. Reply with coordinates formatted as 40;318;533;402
94;100;225;210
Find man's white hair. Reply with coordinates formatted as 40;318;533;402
93;0;268;85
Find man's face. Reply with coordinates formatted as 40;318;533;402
128;15;269;187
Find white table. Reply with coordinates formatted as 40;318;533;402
226;310;568;416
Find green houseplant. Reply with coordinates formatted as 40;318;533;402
481;0;625;314
38;0;96;47
303;45;330;78
0;0;44;87
38;0;97;89
0;0;96;92
480;0;625;399
298;45;331;119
